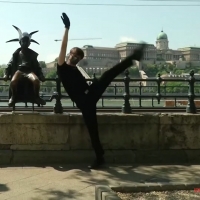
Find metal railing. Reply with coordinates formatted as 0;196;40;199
0;69;199;114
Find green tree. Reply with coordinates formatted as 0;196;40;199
0;68;4;77
129;67;140;78
106;87;114;93
165;82;188;93
144;64;159;77
174;70;184;75
46;70;57;79
39;61;46;68
0;64;7;68
167;64;174;72
43;70;57;92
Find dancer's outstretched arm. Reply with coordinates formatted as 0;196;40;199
58;13;70;66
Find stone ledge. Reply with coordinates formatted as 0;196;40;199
110;182;200;193
0;150;12;165
96;182;200;200
12;150;95;165
1;113;200;151
0;112;70;124
95;185;121;200
0;150;200;165
10;144;70;150
102;192;121;200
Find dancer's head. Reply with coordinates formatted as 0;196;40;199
67;47;84;66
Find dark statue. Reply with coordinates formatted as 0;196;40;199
3;25;46;107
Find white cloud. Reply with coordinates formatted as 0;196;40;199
120;36;137;43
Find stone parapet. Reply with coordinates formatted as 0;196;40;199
0;112;200;164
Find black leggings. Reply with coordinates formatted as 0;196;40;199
78;57;133;159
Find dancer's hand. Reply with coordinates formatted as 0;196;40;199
131;43;147;61
61;13;70;30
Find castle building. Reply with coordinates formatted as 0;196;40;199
46;30;200;75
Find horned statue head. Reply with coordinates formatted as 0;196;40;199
6;25;39;45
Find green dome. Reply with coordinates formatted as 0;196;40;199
157;30;168;40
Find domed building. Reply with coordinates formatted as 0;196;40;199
155;29;181;61
156;29;169;50
157;30;168;40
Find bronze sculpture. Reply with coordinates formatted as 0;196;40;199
3;25;46;106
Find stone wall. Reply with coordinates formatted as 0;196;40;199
0;112;200;164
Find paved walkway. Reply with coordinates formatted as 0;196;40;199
0;164;200;200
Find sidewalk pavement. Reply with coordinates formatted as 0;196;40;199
0;164;200;200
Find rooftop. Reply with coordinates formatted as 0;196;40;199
178;47;200;51
115;42;154;48
157;30;168;40
82;45;116;50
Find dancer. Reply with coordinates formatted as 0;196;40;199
57;13;146;169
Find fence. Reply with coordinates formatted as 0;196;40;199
0;69;199;114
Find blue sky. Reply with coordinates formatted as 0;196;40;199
0;0;199;64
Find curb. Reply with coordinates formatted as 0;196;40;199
95;185;121;200
110;182;200;193
95;182;200;199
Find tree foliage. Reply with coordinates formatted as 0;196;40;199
39;61;46;68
